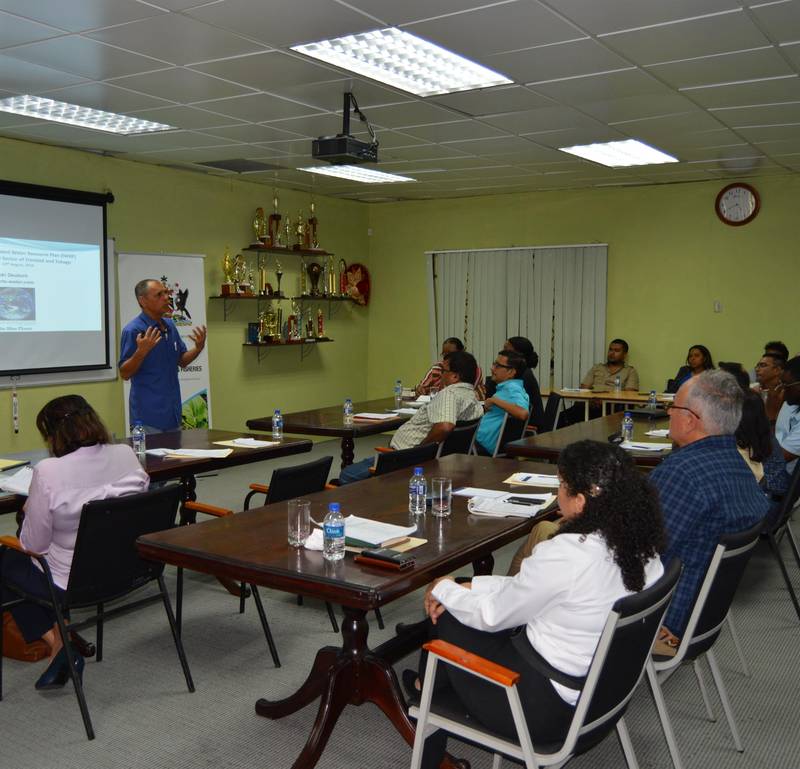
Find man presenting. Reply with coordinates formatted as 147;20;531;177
119;279;206;432
649;370;768;647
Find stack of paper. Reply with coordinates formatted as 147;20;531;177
344;515;418;547
391;408;418;415
354;412;397;421
503;472;560;488
213;438;278;448
620;441;671;452
0;465;34;495
145;448;233;458
644;429;670;438
467;493;556;518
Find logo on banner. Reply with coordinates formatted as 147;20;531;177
160;273;193;326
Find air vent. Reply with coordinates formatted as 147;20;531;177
196;159;283;173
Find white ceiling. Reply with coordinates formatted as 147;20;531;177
0;0;798;201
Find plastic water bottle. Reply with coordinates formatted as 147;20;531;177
272;409;283;441
648;389;658;409
131;421;146;460
408;466;427;515
622;411;634;442
323;502;345;562
394;379;403;409
343;398;354;426
614;374;622;392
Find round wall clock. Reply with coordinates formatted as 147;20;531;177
715;182;760;226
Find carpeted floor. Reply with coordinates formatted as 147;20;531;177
2;437;798;769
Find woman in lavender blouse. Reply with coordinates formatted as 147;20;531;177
1;395;148;690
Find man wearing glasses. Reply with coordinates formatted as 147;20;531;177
474;351;530;455
753;352;785;422
648;370;768;651
775;356;800;474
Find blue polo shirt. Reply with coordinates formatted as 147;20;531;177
119;312;187;430
476;378;530;454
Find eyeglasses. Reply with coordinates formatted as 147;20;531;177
491;360;514;369
665;403;700;419
777;380;800;391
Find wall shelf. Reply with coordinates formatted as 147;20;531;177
209;293;353;320
242;244;333;257
243;337;333;362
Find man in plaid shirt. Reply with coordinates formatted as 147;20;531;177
650;370;769;646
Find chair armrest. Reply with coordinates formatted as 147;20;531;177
374;446;393;453
423;639;520;687
0;535;26;553
324;483;338;490
248;483;269;494
184;500;233;518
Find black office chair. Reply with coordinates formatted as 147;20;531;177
374;442;439;476
0;484;194;741
494;414;530;457
539;392;562;433
762;460;800;622
409;559;682;769
437;419;480;458
647;521;764;769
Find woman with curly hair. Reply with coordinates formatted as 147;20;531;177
407;440;666;769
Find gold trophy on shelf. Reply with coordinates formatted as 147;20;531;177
275;258;283;298
307;201;319;250
282;217;292;251
294;210;306;250
258;263;269;297
306;262;322;296
299;255;308;296
316;307;325;338
268;193;282;248
252;207;267;247
232;254;247;295
221;245;234;296
325;254;336;296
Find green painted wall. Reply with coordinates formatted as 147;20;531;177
365;175;798;397
0;136;370;452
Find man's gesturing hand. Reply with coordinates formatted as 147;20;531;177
136;325;161;354
189;325;207;351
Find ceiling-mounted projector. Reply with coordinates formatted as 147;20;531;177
312;92;378;165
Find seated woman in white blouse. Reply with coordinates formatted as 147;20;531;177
1;395;149;690
409;440;666;769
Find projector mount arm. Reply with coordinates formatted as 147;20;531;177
342;92;377;146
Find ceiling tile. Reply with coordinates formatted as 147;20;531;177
681;75;800;109
0;11;63;49
183;0;377;48
124;104;247;130
341;0;500;26
780;41;800;69
192;93;325;122
184;123;302;143
259;113;348;137
404;2;583;59
483;104;606;134
265;78;411;112
442;134;554;157
488;38;631;84
0;0;165;33
0;53;87;92
190;51;341;93
253;138;316;155
713;101;800;126
4;36;168;80
544;0;741;36
39;81;173;112
520;125;628;148
87;13;267;65
717;123;800;141
753;137;800;155
600;11;772;65
380;144;471;161
749;0;800;44
368;130;429;149
675;142;762;161
431;85;553;116
646;46;794;88
401;120;509;143
580;93;700;123
364;101;460;128
108;67;256;102
531;68;672;104
136;143;276;163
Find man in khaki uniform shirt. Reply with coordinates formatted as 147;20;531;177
580;339;639;391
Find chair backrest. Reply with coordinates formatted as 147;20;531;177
568;558;683;755
680;520;763;661
494;414;529;457
374;443;439;476
539;392;562;434
768;459;800;534
266;455;334;504
437;419;480;458
66;484;182;608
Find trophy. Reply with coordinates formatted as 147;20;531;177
316;307;325;338
232;254;246;294
258;309;268;342
268;193;282;247
338;259;348;296
294;210;306;250
325;254;336;296
307;201;319;249
258;264;268;296
252;207;267;246
282;217;292;250
306;261;322;296
221;245;234;296
305;315;314;338
287;300;300;340
299;255;308;296
275;258;283;297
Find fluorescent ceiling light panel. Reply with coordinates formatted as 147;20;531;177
0;95;175;135
298;165;415;183
291;28;512;97
559;139;679;167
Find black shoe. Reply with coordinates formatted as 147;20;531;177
35;645;84;691
401;668;421;702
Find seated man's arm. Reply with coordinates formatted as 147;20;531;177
421;421;455;445
777;420;800;463
580;365;595;389
484;396;529;422
782;446;799;462
624;367;640;391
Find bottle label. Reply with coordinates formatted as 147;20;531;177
324;523;344;539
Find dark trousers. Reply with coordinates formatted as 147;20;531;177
416;613;575;769
1;549;65;644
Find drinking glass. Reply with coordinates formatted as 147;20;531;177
288;499;311;547
431;477;452;517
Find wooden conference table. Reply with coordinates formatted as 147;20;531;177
137;454;557;769
247;397;412;470
506;411;672;468
558;389;673;422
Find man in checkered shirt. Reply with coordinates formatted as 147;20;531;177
650;370;769;645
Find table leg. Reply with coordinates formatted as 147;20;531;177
340;437;355;470
472;555;495;576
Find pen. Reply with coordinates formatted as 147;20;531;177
520;475;532;482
